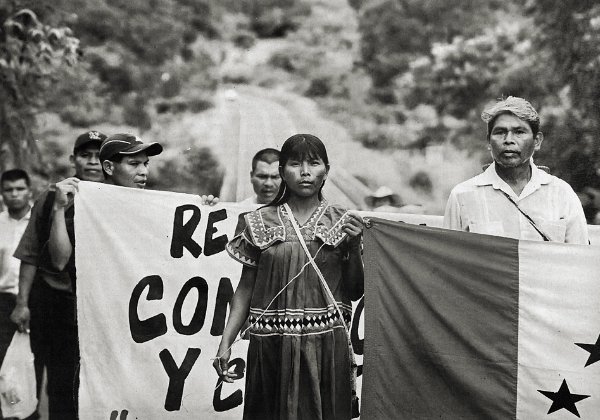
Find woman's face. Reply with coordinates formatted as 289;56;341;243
281;155;328;199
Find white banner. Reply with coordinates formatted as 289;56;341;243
76;183;250;419
74;183;599;419
76;183;370;419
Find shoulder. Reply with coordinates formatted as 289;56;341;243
449;174;486;195
243;206;285;249
314;203;349;247
25;189;55;223
545;174;576;191
446;176;484;211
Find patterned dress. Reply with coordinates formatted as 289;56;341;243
226;201;362;420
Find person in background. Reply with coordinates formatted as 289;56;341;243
365;186;424;214
444;96;588;244
0;169;33;419
365;186;402;212
11;131;107;420
241;148;281;205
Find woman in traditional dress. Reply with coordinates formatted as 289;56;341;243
214;134;364;420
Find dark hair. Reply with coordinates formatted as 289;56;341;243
1;169;30;187
267;134;329;207
251;148;280;172
487;111;540;139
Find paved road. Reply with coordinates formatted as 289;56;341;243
215;86;371;209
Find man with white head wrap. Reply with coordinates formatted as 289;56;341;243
444;96;588;244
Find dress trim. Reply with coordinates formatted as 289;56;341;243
225;241;258;267
244;201;348;249
247;302;352;336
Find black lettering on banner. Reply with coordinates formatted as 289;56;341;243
129;275;167;343
204;209;228;256
173;277;209;335
350;296;364;355
213;357;246;412
211;277;233;336
170;205;202;258
351;297;364;377
159;348;202;411
109;409;129;420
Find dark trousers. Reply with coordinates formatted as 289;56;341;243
30;280;78;420
0;293;17;420
0;292;17;366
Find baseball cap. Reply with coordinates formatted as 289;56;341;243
99;133;163;162
74;131;107;152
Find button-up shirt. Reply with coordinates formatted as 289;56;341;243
0;209;31;294
444;161;589;244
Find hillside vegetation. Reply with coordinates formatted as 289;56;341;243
1;0;599;213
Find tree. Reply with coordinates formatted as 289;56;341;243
0;7;80;174
527;1;600;189
357;0;506;94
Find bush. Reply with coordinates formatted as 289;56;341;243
221;63;252;84
150;146;224;195
232;30;256;49
305;77;332;97
123;95;151;130
356;124;403;150
409;170;433;194
268;50;297;72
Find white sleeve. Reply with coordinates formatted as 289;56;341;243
443;188;465;231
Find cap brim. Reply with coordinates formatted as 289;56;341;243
119;142;163;157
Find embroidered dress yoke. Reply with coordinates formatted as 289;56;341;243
226;201;357;420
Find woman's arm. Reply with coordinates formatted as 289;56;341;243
342;212;365;300
213;265;257;382
342;238;364;300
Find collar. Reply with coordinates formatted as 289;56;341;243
475;160;551;199
0;207;31;223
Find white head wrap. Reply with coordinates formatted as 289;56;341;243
481;96;539;125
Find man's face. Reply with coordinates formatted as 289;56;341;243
105;152;150;189
72;144;103;182
1;179;31;213
250;161;281;204
488;113;542;169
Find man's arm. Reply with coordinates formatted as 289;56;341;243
565;186;590;245
443;189;463;231
10;262;37;332
48;178;78;270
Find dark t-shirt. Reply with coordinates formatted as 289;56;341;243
14;190;75;293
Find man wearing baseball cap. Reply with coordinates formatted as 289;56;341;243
443;96;588;244
98;133;163;189
11;130;107;420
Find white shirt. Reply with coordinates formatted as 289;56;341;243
444;162;588;244
0;209;31;294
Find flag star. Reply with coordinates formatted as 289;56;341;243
575;334;600;367
538;379;590;417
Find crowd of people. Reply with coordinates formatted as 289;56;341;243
0;96;590;419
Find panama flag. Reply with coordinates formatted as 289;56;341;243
361;219;600;419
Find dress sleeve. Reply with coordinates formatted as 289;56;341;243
226;216;260;267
